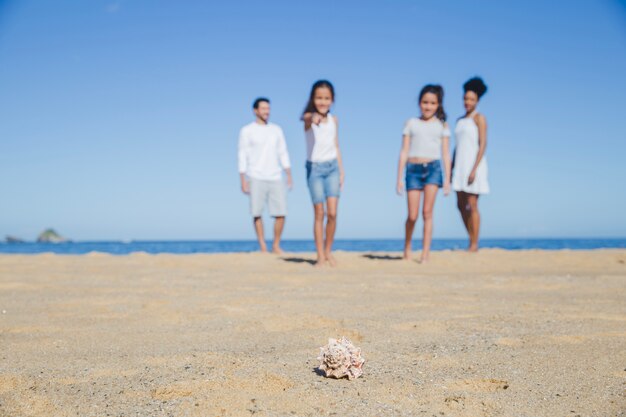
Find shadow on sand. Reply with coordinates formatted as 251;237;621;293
361;254;404;261
281;257;317;265
312;367;325;377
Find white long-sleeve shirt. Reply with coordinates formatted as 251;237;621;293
238;122;291;181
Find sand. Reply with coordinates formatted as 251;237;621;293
0;250;625;417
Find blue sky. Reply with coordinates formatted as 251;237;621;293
1;0;625;241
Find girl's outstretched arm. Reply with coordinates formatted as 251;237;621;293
469;113;488;185
302;112;323;130
441;123;451;196
333;115;345;190
302;112;313;130
397;133;411;195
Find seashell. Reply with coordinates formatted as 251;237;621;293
317;336;365;380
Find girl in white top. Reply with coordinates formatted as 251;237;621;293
397;85;451;263
302;80;344;267
452;77;489;252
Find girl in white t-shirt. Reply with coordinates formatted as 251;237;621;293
301;80;345;267
396;85;451;263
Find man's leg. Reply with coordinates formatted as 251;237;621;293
249;178;268;252
272;216;285;254
268;180;287;254
253;216;267;252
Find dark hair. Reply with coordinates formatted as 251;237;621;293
463;77;487;98
418;84;446;122
253;97;270;109
302;80;335;116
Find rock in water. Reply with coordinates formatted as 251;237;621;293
317;336;365;380
5;235;25;243
36;229;68;243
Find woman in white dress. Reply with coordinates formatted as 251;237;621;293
452;77;489;252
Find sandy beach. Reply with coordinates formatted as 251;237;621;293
1;250;625;416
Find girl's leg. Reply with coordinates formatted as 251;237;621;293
313;203;326;266
420;184;439;262
404;190;421;260
456;192;471;234
466;194;480;252
324;197;339;266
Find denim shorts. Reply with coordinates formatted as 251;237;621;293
306;159;340;204
406;160;443;191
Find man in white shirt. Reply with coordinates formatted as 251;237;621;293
238;97;293;253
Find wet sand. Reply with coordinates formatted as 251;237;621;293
1;250;625;416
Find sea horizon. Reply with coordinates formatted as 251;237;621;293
1;237;625;255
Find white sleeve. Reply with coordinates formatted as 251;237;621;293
277;127;291;169
402;119;412;136
442;123;451;137
237;128;248;174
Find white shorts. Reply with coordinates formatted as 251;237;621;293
249;178;287;217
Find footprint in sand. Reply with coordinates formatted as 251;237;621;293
448;378;509;392
151;386;193;400
444;395;498;416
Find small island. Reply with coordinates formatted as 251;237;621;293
5;235;25;243
37;229;69;243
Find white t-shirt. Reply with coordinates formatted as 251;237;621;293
403;117;450;160
305;114;338;162
238;122;291;181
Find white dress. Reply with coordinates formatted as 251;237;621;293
452;114;489;194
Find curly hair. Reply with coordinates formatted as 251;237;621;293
463;77;488;98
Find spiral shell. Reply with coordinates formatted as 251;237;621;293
317;336;365;380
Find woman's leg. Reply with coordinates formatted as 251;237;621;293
313;203;326;265
456;192;471;234
420;184;439;262
404;190;421;260
466;194;480;251
324;197;339;266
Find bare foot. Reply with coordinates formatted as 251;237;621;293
272;246;285;255
313;258;327;268
468;244;479;253
418;254;430;264
325;253;337;267
403;249;412;261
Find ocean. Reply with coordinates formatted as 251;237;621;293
0;239;624;255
